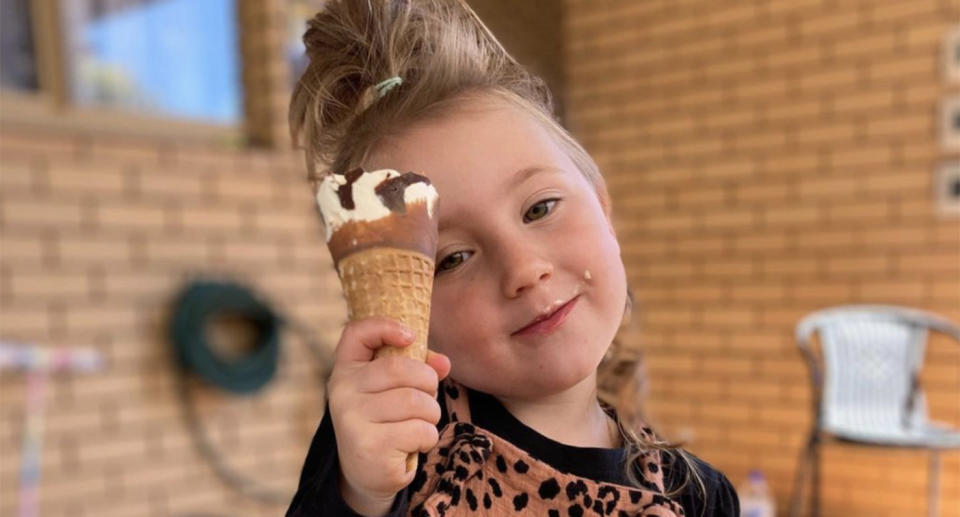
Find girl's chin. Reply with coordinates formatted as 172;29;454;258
464;362;598;397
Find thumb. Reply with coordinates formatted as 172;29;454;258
425;350;451;381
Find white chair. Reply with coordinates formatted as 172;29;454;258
789;305;960;517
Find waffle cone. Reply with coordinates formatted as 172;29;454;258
336;246;435;472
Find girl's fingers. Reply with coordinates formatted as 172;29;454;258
357;355;439;394
366;388;442;425
383;420;441;455
333;317;415;365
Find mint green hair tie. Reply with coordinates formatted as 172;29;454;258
373;76;403;98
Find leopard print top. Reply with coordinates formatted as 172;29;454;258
406;379;685;517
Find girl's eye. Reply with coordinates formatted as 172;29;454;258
523;198;559;223
435;250;472;274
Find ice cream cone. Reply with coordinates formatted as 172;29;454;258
316;167;440;474
337;247;433;363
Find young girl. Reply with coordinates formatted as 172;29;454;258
286;1;739;516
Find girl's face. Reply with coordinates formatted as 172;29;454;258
366;94;627;400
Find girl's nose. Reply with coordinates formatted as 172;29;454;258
501;247;554;298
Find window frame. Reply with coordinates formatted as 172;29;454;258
0;0;248;146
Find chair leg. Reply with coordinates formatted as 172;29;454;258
790;433;818;517
928;449;940;517
811;436;821;517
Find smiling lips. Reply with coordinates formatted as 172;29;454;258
512;295;580;336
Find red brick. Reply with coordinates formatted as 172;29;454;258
793;121;859;147
641;306;698;328
729;283;788;302
672;284;728;302
144;238;210;265
733;181;792;204
763;204;823;227
1;197;87;229
179;204;247;233
731;232;789;253
868;1;939;25
865;112;932;140
796;174;861;199
45;163;129;197
798;10;863;39
137;167;211;199
700;159;757;180
0;304;53;339
793;228;861;250
824;255;892;276
63;304;139;335
896;250;960;273
858;280;928;302
701;259;755;278
791;281;857;301
701;307;757;327
702;209;757;230
760;257;821;277
831;88;897;115
0;160;40;191
96;202;169;231
868;52;938;82
862;169;930;194
1;234;50;262
8;270;93;299
673;235;728;255
56;234;135;266
764;0;825;17
827;200;892;224
673;187;729;208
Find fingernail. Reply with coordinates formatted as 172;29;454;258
401;327;415;341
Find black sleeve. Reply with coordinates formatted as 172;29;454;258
663;451;740;517
285;403;410;517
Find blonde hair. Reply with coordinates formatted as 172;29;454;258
289;0;701;502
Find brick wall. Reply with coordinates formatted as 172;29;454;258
565;0;959;515
469;0;566;117
0;1;562;515
0;131;340;517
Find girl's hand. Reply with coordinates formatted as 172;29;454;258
327;316;451;516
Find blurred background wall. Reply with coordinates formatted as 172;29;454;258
0;1;562;516
565;0;959;514
0;1;957;516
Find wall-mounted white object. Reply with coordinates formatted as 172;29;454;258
941;96;960;152
936;161;960;217
946;26;960;83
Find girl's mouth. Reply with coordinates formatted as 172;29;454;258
512;295;580;337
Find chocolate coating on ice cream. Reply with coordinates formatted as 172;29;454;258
326;201;438;265
336;167;365;210
375;172;432;213
315;167;439;266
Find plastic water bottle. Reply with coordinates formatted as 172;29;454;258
739;470;776;517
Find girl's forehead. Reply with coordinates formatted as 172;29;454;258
373;96;563;171
365;94;581;217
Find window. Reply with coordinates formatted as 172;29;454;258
61;0;242;124
0;0;245;136
286;0;327;89
0;0;40;92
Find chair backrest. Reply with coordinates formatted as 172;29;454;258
796;305;960;435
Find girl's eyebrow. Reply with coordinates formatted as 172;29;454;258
506;165;564;191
